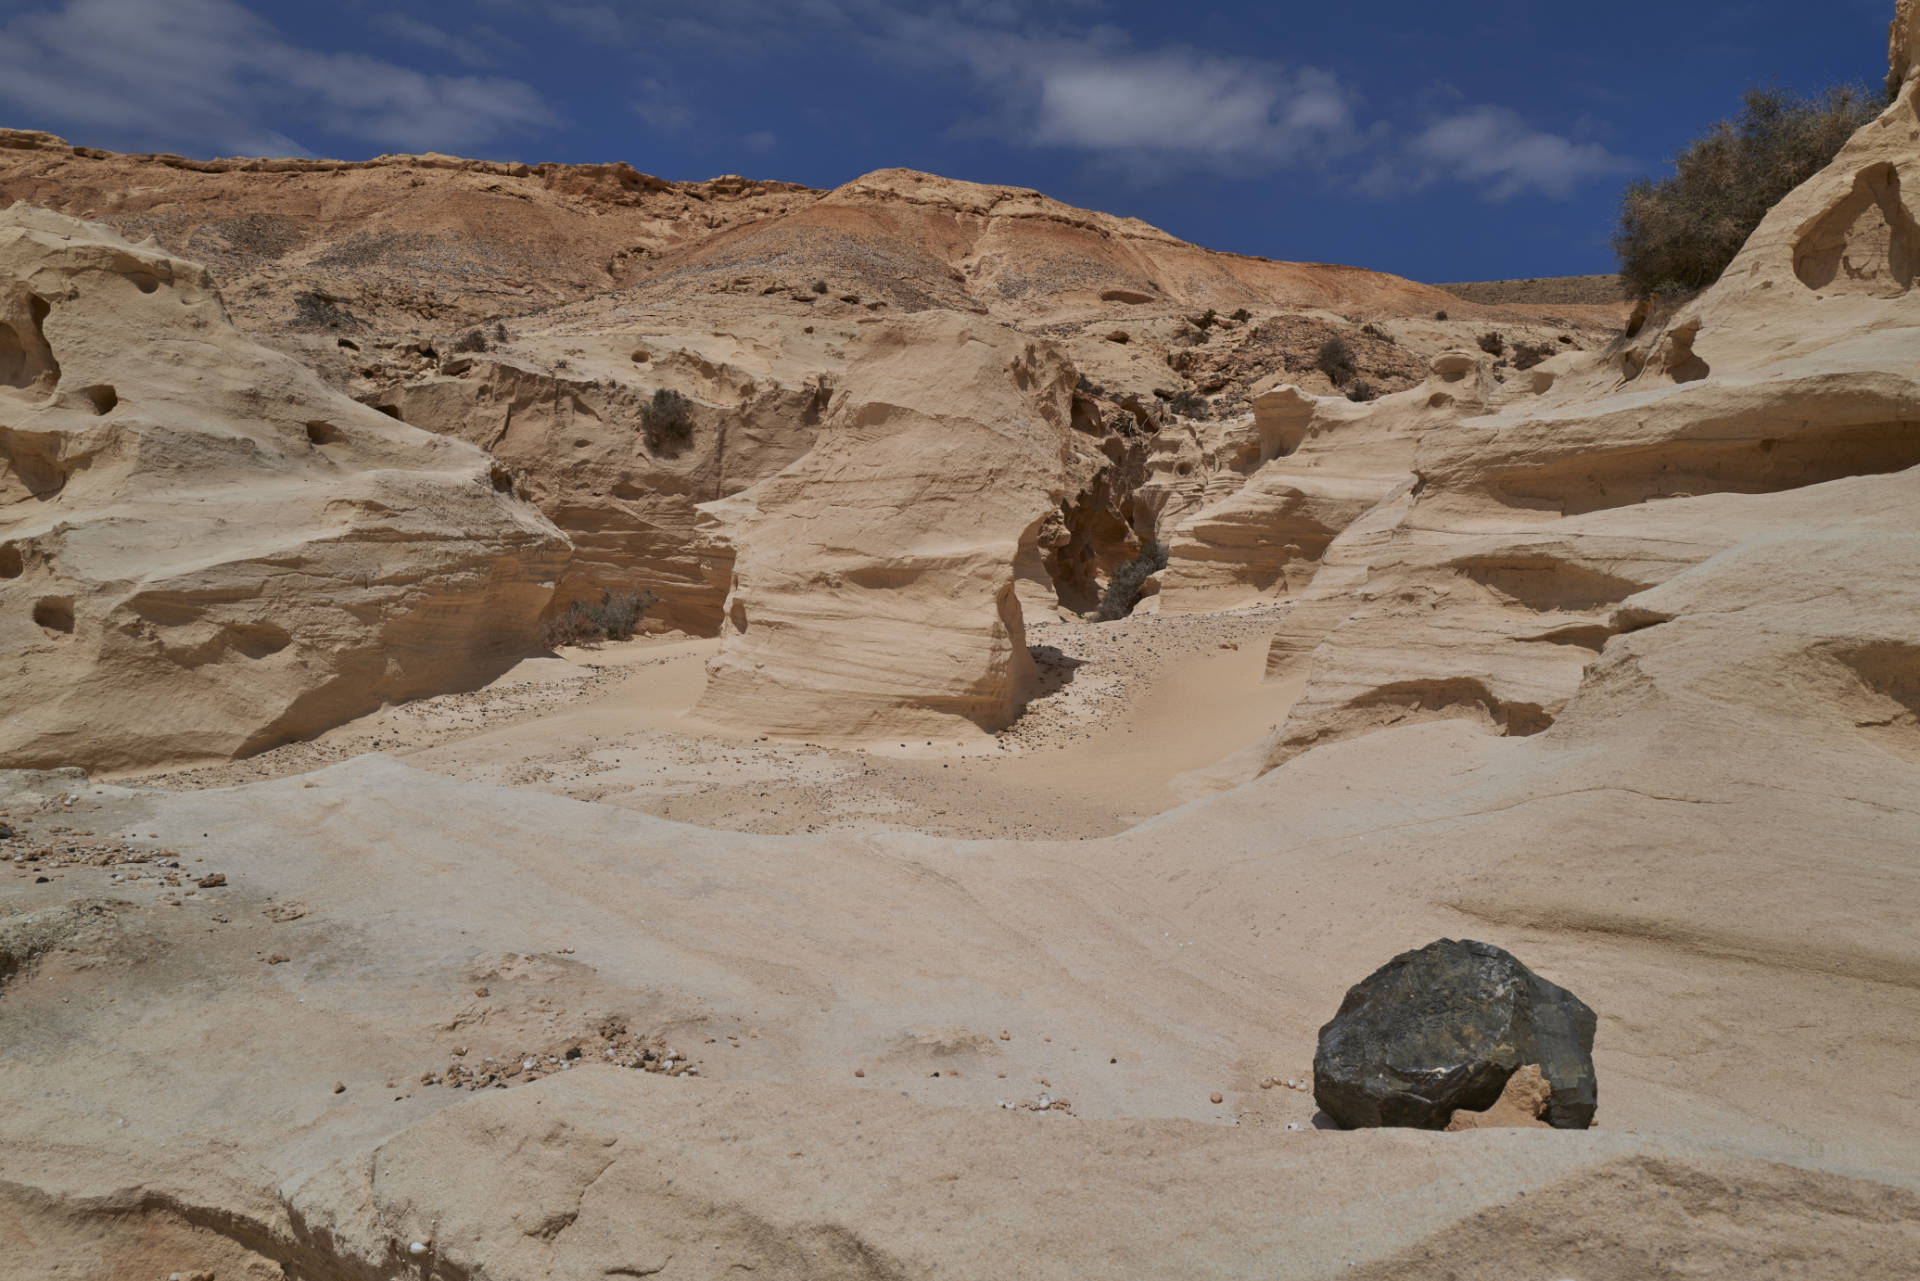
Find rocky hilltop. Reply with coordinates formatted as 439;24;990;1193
1;7;1918;1279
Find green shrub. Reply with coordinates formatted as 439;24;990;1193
642;388;694;448
1315;336;1356;386
1613;84;1883;297
1096;543;1170;622
542;589;658;648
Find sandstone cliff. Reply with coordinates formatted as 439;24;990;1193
693;311;1075;738
0;206;569;770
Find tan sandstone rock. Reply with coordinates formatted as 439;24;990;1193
693;311;1075;738
0;206;569;770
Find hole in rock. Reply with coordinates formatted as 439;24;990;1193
228;622;292;660
1457;556;1647;611
0;544;21;577
305;421;343;446
1349;677;1554;739
490;464;515;493
32;597;74;636
0;323;27;389
337;338;360;351
1794;163;1920;297
124;271;160;294
1429;393;1454;408
79;384;117;414
1490;419;1920;516
728;598;749;634
1;295;59;391
1826;641;1920;761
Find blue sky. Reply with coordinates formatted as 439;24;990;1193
0;0;1895;280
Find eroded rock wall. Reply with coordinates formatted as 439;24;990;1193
694;312;1076;738
0;207;569;771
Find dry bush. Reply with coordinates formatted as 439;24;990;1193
642;388;694;448
541;590;658;648
1477;331;1506;357
1511;341;1556;370
1614;84;1883;297
1346;380;1379;403
1315;336;1356;386
1096;543;1170;622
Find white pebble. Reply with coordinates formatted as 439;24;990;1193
409;1241;428;1256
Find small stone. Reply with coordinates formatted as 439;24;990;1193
409;1242;429;1256
264;953;289;964
998;1030;1011;1041
196;873;226;888
854;1068;865;1078
1260;1078;1275;1089
1210;1092;1224;1104
474;987;489;998
332;1081;345;1094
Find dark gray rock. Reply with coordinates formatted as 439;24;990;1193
1312;938;1597;1130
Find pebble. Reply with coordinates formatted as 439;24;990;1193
409;1242;429;1256
1211;1093;1224;1104
264;953;289;965
196;873;226;888
333;1081;345;1094
853;1068;865;1077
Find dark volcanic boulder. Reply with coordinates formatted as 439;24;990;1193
1313;939;1597;1130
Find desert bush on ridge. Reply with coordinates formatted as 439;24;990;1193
1614;83;1883;297
542;589;658;648
1315;336;1356;386
642;388;694;448
1096;543;1171;622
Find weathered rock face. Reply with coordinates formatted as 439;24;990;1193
371;339;833;635
0;207;570;771
1313;939;1598;1131
693;311;1075;738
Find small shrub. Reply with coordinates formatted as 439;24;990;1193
541;589;658;648
810;280;829;294
494;321;510;343
642;388;694;448
1230;307;1251;322
1168;389;1210;417
1434;310;1449;321
1614;84;1882;297
1096;543;1170;622
1477;331;1506;357
1360;322;1395;344
1511;341;1556;370
1315;336;1356;386
1346;380;1378;403
451;328;488;353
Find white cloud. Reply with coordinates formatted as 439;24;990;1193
0;0;560;156
908;21;1618;199
1395;105;1631;200
743;130;779;152
369;13;500;70
932;29;1362;170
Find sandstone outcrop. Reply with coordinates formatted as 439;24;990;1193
370;328;834;635
1237;62;1920;771
0;206;568;770
694;311;1075;738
